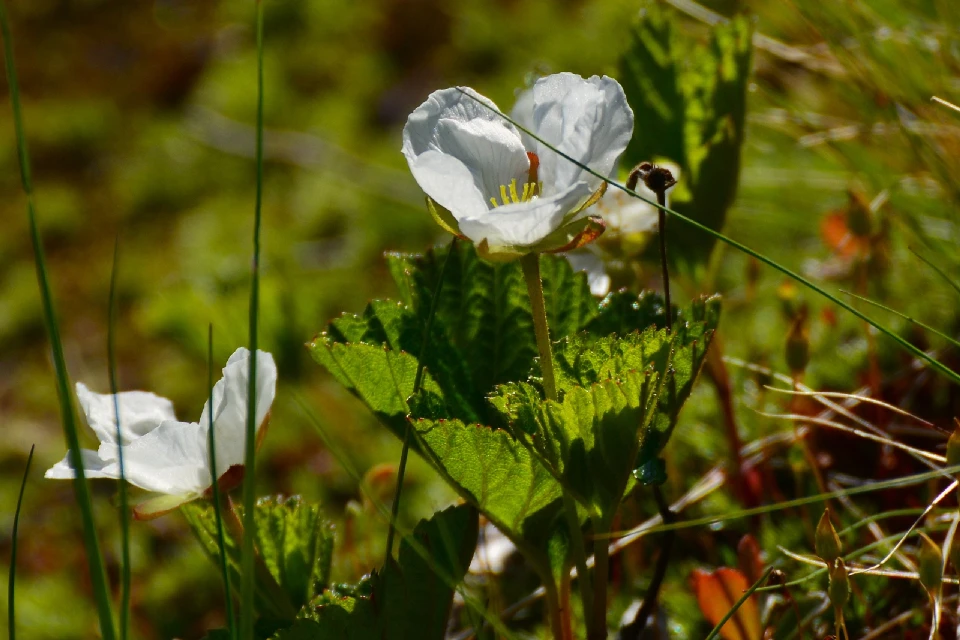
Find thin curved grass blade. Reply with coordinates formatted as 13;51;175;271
240;3;265;639
108;238;132;640
208;325;236;639
840;289;960;350
7;445;34;640
0;3;116;637
909;246;960;299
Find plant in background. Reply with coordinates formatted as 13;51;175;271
46;347;277;519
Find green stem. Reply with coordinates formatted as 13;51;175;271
590;521;611;640
208;326;236;640
107;238;131;640
519;254;557;401
520;253;591;632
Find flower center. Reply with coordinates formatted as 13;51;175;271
489;152;542;208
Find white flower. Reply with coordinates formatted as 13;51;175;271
402;72;634;259
46;347;277;519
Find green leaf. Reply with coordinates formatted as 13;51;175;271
412;412;564;545
490;296;721;518
636;295;722;475
276;505;478;640
619;4;753;269
182;496;334;615
386;243;596;394
313;299;482;423
490;330;668;521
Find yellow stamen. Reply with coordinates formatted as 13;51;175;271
522;182;531;201
500;184;508;205
490;197;499;208
508;179;519;203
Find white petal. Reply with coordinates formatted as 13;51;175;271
532;73;634;194
458;182;594;252
595;188;658;235
469;522;518;575
99;420;210;495
75;382;176;445
133;492;200;520
565;250;612;297
509;86;537;151
198;348;277;477
402;87;529;220
44;448;118;480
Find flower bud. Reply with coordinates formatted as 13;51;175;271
950;534;960;575
815;508;842;565
918;533;943;593
785;308;810;377
828;558;850;609
946;423;960;471
846;190;873;239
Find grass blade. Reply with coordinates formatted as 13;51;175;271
456;88;960;387
208;325;236;639
909;246;960;299
240;2;265;638
840;289;960;350
0;4;116;638
7;445;34;640
108;238;132;640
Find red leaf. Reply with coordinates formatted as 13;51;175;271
690;567;763;640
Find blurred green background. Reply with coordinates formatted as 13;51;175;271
2;0;960;637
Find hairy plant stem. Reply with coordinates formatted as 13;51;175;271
544;574;569;640
656;192;672;333
383;238;457;563
625;486;676;635
520;253;592;638
590;521;611;640
519;254;558;400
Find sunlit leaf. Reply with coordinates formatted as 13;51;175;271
183;496;334;618
311;299;482;425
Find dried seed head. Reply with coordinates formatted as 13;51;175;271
627;161;677;195
815;508;842;565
